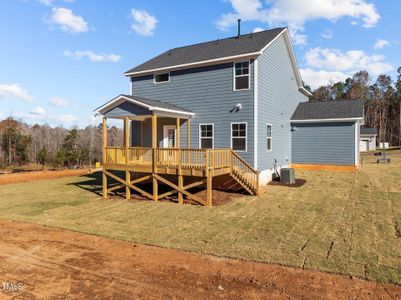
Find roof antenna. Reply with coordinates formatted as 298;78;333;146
237;19;241;38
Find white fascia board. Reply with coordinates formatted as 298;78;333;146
299;86;312;97
124;52;260;77
291;117;364;123
152;108;194;118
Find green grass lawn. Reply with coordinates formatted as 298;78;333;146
0;153;400;284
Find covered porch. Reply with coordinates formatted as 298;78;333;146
96;95;259;206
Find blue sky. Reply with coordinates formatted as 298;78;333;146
0;0;400;128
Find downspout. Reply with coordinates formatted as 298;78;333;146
254;58;258;170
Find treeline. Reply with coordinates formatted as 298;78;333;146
0;118;123;168
305;68;401;146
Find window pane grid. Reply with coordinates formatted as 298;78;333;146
267;125;272;151
234;61;250;90
200;124;214;149
231;123;246;151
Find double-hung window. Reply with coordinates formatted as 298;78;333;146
231;123;247;152
234;61;250;90
199;124;214;149
266;124;272;151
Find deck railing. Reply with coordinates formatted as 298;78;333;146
231;151;259;192
104;147;233;170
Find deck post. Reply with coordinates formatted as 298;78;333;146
102;117;108;199
176;117;183;204
124;117;130;199
152;114;158;201
140;121;144;147
206;149;212;206
125;171;131;200
187;119;191;148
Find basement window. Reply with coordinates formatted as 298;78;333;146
234;61;250;90
154;73;170;83
231;122;247;152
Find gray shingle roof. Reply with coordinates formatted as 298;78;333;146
291;100;364;121
120;95;192;112
360;127;377;135
96;94;192;114
125;28;285;74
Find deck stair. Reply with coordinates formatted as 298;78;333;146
230;151;259;195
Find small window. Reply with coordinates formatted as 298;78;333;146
199;124;214;149
266;124;272;151
231;123;247;152
234;61;250;90
154;73;169;83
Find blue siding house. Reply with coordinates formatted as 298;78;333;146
95;27;362;205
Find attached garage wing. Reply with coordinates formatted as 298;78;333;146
291;122;357;166
290;100;364;168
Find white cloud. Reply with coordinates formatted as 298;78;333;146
217;0;380;44
305;47;393;75
14;111;78;126
131;9;158;36
38;0;54;6
373;39;389;49
301;68;348;89
63;50;121;62
48;97;70;107
253;27;264;33
58;114;77;123
47;7;88;34
0;83;33;102
30;106;46;116
321;29;333;40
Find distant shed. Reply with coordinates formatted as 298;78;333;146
290;100;364;170
359;127;377;151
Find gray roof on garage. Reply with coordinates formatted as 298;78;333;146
291;100;364;121
360;127;377;135
125;27;285;74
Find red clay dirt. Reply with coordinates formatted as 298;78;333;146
0;169;94;185
0;220;399;299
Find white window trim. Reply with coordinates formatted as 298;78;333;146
153;72;170;84
233;61;250;91
266;124;272;152
231;122;247;152
198;123;214;149
163;125;176;148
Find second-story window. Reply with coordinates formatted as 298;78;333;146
234;61;250;90
154;73;170;83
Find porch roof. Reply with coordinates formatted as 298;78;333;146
95;94;194;119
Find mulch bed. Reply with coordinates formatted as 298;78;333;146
268;178;307;188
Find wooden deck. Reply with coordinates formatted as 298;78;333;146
101;116;259;206
102;147;259;206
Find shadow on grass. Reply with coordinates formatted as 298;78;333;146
68;171;127;197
